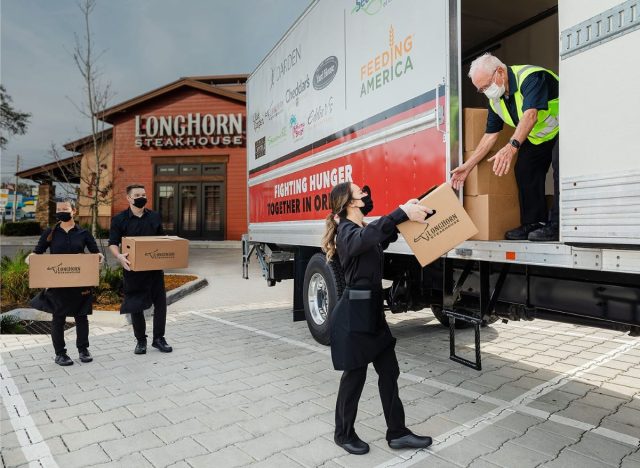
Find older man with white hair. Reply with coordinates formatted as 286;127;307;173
451;53;559;241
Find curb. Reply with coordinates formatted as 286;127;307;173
1;275;209;327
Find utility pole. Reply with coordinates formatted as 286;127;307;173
12;154;20;222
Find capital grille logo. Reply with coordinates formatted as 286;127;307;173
360;25;414;97
46;262;81;274
413;214;460;243
144;249;175;260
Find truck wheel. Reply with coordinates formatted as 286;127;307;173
303;253;345;345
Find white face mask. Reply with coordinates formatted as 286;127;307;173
483;81;505;100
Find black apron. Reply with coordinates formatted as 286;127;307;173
330;285;395;371
119;270;162;315
30;287;94;317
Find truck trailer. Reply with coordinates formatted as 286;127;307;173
243;0;640;369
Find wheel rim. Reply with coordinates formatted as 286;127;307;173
307;273;329;325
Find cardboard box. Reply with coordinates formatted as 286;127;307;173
29;254;100;288
397;184;479;267
122;236;189;271
463;194;521;240
463;151;518;196
463;108;511;152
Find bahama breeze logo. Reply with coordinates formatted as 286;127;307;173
289;115;305;140
352;0;393;16
359;25;414;97
46;263;81;274
144;249;175;260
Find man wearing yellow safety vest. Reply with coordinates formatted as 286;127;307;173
451;53;559;242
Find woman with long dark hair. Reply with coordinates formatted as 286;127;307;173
26;198;103;366
322;182;434;455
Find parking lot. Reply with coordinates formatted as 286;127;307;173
1;248;639;468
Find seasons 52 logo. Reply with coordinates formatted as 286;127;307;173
360;25;414;97
289;115;305;140
144;249;175;260
352;0;393;15
46;263;81;274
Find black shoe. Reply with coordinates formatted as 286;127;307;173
505;223;544;240
79;349;93;363
152;337;173;353
134;340;147;355
55;354;73;366
335;436;369;455
388;432;433;450
528;223;559;242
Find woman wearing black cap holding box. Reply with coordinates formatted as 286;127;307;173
26;198;103;366
321;182;433;455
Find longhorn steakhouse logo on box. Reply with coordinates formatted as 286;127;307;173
122;236;189;271
29;254;100;288
397;184;478;267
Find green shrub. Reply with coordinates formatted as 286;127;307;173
0;221;42;236
0;250;33;304
0;314;26;334
97;262;123;302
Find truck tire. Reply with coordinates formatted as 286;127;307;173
303;253;345;345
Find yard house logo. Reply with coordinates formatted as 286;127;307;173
285;75;310;106
252;112;264;131
352;0;393;16
307;97;334;126
267;126;287;147
270;46;302;89
413;214;459;243
144;249;175;260
360;25;414;97
289;115;305;140
135;113;245;148
46;262;81;274
255;137;266;159
313;56;338;90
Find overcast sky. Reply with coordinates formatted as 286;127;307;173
1;0;309;180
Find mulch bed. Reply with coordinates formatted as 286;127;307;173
95;274;198;311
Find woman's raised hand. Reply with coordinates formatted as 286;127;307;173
399;203;433;223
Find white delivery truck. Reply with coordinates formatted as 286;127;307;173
243;0;640;369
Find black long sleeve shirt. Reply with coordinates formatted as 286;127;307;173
336;208;408;287
108;208;165;247
34;224;100;255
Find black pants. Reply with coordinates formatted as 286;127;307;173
335;345;411;443
130;273;167;342
52;314;89;355
514;136;559;224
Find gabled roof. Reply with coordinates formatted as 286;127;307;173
16;155;82;184
99;75;247;123
63;128;113;152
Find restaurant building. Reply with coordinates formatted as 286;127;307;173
99;75;248;240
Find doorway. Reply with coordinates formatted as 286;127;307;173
154;162;226;240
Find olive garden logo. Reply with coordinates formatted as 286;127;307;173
360;25;414;97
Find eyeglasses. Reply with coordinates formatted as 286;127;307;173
477;68;498;94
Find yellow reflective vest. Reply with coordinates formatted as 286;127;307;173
489;65;559;145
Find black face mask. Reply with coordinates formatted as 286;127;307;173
360;185;374;216
55;212;72;222
132;197;147;208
